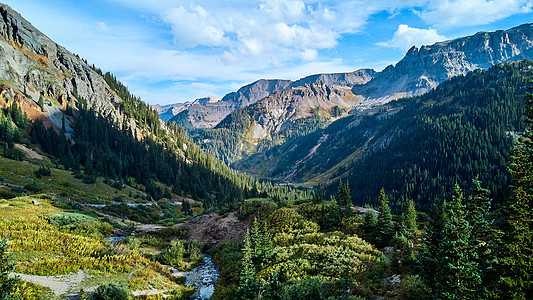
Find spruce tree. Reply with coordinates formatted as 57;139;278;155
497;91;533;298
440;184;481;299
418;201;445;296
373;188;394;247
336;180;351;207
312;186;324;204
238;230;257;299
402;198;417;239
363;210;377;233
38;95;44;112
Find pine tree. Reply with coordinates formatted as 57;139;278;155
440;184;481;299
363;210;377;233
336;180;350;207
418;202;446;295
0;238;19;299
373;188;394;247
496;91;533;298
402;198;417;239
38;95;44;112
312;186;324;204
238;230;257;299
466;178;496;296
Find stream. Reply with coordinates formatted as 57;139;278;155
183;254;219;299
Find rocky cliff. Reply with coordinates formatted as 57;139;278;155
236;81;361;139
168;70;376;128
352;23;533;108
153;96;220;122
0;3;139;135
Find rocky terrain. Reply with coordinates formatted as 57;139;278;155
353;23;533;108
163;24;532;134
167;69;377;128
152;96;220;122
0;3;149;139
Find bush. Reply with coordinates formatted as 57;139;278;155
82;175;97;184
91;283;129;300
241;198;277;219
34;165;51;178
24;183;42;193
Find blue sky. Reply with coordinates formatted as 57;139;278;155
3;0;533;105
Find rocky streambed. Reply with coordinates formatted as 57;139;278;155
172;254;219;299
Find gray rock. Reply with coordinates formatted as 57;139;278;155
0;3;146;135
352;23;533;108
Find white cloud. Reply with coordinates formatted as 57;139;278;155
7;0;532;105
377;24;447;51
418;0;533;28
162;5;231;47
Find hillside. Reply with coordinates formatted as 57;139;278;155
236;60;532;209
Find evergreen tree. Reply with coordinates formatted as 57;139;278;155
250;218;273;268
402;198;417;239
0;238;19;299
363;210;377;233
373;188;394;247
440;185;481;299
311;186;324;204
238;230;257;299
418;202;446;296
182;200;192;216
38;95;44;112
466;178;496;296
336;180;351;207
496;91;533;298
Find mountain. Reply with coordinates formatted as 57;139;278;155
168;69;376;128
167;24;532;133
353;23;533;108
0;3;150;136
152;96;219;122
237;60;532;209
178;23;533;167
0;2;302;213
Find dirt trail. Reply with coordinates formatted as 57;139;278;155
15;270;94;296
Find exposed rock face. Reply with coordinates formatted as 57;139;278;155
353;23;533;108
153;96;220;122
0;3;132;133
243;81;361;137
170;79;292;128
291;68;376;88
169;70;376;128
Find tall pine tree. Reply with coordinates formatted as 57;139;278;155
373;188;394;247
497;90;533;298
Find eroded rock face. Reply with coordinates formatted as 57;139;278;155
247;81;362;136
183;212;247;248
0;3;130;132
169;69;377;128
352;23;533;108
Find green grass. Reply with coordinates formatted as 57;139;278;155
0;156;142;204
0;196;188;294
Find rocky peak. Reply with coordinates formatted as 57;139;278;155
0;3;135;134
353;23;533;107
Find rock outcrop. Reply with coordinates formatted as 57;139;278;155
0;3;136;134
352;23;533;108
168;70;376;128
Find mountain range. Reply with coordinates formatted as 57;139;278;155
160;23;533;180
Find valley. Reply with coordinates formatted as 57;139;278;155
0;2;532;300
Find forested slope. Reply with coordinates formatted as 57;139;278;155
238;61;532;210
